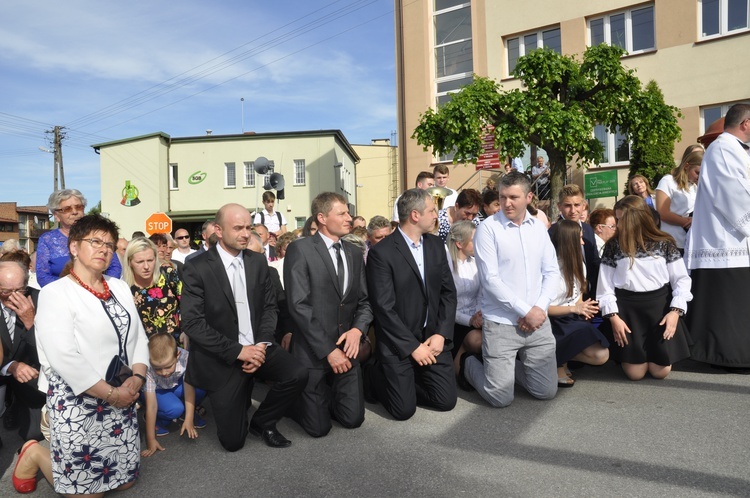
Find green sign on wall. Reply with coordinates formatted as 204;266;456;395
585;169;618;199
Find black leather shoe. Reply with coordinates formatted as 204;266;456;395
457;352;476;392
3;407;19;431
249;423;292;448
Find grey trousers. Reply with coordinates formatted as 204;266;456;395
465;318;557;407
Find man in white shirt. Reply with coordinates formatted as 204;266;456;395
463;172;560;407
171;228;196;264
434;164;458;209
253;191;287;237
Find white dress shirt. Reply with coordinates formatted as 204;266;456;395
446;248;480;326
318;232;349;295
474;210;560;325
216;243;255;345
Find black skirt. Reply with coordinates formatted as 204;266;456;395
600;285;691;366
550;314;609;366
451;324;475;357
688;267;750;368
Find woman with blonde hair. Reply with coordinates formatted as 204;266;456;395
597;196;692;381
446;221;482;390
655;144;703;252
628;174;655;208
123;237;183;344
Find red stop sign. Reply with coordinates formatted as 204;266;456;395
145;213;172;235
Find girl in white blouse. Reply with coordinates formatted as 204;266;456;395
446;221;482;390
598;196;692;381
548;220;609;387
655;144;703;250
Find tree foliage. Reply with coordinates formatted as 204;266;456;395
626;80;679;192
412;44;682;217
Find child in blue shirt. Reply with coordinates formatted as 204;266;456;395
141;334;207;457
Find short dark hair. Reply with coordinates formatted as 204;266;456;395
397;188;431;223
201;219;215;234
149;233;168;246
262;191;276;203
588;208;615;228
68;214;119;250
415;171;434;187
433;164;450;176
724;103;750;129
311;192;347;220
498;171;531;194
482;188;499;206
455;189;482;209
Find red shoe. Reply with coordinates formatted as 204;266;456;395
12;440;39;494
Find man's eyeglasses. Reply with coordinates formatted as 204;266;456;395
55;204;84;215
81;238;116;252
0;287;25;298
175;235;190;240
598;224;616;230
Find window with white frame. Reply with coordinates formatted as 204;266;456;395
506;27;561;76
589;5;655;54
701;0;749;38
169;163;178;190
294;159;306;185
701;101;750;132
225;162;236;188
434;1;473;162
243;162;256;187
594;124;630;166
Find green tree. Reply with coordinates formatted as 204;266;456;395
413;44;681;218
626;80;679;193
87;201;101;215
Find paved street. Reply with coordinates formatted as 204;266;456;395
2;359;749;497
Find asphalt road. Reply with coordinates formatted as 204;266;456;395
2;359;749;497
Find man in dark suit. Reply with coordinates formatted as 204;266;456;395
365;188;458;421
181;204;307;451
285;192;372;437
549;184;601;298
184;219;215;264
0;261;44;441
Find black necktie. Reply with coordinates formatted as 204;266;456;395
333;242;345;293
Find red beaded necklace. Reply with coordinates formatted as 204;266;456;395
69;269;112;301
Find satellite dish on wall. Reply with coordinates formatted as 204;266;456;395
254;156;270;175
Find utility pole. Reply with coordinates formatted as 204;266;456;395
46;126;66;191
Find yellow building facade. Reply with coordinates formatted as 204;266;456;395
396;0;750;206
94;130;360;239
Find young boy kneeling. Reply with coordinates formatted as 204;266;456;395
142;334;207;457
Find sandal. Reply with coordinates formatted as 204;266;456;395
13;440;39;494
557;377;575;388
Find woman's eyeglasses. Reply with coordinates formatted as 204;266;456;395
55;204;84;215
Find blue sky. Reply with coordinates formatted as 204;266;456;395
0;0;396;208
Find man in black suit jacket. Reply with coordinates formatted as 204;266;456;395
181;204;307;451
0;261;44;441
285;193;373;437
365;188;458;421
549;184;601;298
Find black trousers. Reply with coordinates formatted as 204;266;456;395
292;358;364;438
4;376;45;441
208;345;307;452
369;345;457;421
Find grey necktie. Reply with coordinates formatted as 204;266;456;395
3;306;15;342
333;243;345;294
231;259;254;344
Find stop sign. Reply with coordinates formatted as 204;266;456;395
145;212;173;235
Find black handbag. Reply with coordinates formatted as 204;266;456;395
105;354;132;387
104;299;132;387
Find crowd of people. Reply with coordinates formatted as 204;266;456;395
2;103;749;496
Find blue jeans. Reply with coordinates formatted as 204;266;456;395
465;318;557;407
155;377;206;427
